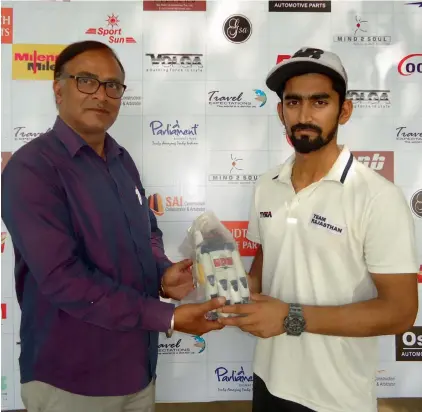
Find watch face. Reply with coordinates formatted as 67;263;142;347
285;315;306;335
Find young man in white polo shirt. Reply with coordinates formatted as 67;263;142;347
219;47;419;412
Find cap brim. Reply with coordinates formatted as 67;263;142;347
266;60;346;97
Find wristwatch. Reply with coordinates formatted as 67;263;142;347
283;303;306;336
166;314;174;338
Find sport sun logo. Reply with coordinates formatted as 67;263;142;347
85;13;136;44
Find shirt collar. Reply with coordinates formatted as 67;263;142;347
272;145;354;186
53;116;123;159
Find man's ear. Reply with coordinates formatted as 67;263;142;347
338;99;353;125
53;79;63;106
277;101;285;126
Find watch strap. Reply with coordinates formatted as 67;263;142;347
165;314;174;338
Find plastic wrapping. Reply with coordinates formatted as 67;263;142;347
186;211;251;318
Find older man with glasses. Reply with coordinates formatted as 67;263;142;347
1;40;226;412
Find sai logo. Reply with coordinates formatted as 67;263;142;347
12;44;66;80
148;193;165;216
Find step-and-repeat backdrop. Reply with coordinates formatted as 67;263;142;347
1;0;421;409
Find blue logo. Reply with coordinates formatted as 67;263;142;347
253;89;267;107
193;336;206;353
215;366;253;382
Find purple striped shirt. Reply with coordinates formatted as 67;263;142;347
1;116;175;396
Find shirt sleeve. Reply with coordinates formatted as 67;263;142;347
246;183;261;244
363;185;419;275
1;156;174;333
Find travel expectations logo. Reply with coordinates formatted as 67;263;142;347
208;90;267;108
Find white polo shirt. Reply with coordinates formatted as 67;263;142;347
247;145;418;412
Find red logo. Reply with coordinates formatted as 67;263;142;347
1;303;6;320
276;54;291;64
352;151;394;183
143;1;207;11
1;8;13;44
221;221;258;257
398;54;422;76
418;265;422;284
85;14;136;44
1;232;7;254
213;257;234;268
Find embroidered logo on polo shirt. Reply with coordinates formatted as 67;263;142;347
260;211;272;218
310;213;344;235
135;187;143;205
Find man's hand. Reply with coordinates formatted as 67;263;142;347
174;297;226;336
217;293;288;338
161;259;194;300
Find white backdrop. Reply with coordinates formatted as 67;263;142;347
1;0;422;409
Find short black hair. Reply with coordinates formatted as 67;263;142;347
278;75;346;108
54;40;125;80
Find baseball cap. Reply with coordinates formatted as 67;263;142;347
266;47;348;98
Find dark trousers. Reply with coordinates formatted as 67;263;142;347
252;374;315;412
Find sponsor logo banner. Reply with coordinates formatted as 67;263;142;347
347;90;391;110
221;222;259;257
223;15;252;44
410;189;422;218
143;1;206;11
145;53;203;73
208;90;267;109
158;334;206;356
352;151;394;183
148;193;205;216
333;15;391;46
269;1;331;13
149;119;200;148
396;327;422;361
12;44;66;80
396;126;422;144
85;13;136;44
398;54;422;76
1;8;13;44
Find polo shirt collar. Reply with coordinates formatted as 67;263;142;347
273;145;354;185
53;116;123;159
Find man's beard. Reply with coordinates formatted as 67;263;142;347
288;122;338;154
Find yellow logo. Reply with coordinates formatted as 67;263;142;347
12;44;66;80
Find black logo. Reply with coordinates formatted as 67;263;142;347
260;211;272;218
292;47;324;60
410;189;422;218
223;15;252;43
269;1;332;13
395;327;422;361
347;90;391;109
145;53;203;72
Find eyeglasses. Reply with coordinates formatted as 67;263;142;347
63;75;127;99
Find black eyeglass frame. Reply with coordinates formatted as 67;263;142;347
61;74;127;99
